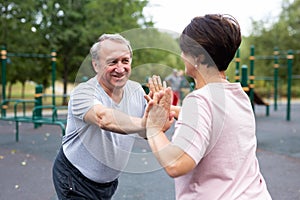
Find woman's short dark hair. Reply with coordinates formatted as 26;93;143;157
179;14;241;71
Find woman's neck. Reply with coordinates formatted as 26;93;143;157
194;69;227;89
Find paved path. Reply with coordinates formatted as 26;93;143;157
0;103;299;200
255;103;300;200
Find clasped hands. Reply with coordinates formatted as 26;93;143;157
143;75;175;138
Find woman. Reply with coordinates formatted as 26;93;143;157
146;14;272;199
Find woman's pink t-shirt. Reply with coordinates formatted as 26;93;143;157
172;82;272;200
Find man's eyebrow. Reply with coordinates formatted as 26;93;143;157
106;58;117;63
106;55;130;62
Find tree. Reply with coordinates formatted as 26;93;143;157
1;0;189;104
36;0;153;104
243;0;300;97
0;0;52;99
1;0;154;104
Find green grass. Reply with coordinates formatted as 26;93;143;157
1;81;71;113
7;81;36;99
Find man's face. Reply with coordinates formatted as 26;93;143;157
95;40;132;92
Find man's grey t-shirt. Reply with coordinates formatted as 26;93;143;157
62;76;147;183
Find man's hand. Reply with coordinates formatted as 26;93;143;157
146;87;174;138
145;87;196;178
144;75;181;120
144;75;167;103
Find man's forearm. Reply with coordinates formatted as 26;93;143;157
106;109;146;135
84;105;146;135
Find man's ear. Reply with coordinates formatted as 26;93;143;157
92;60;98;73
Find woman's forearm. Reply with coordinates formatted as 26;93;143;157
147;129;195;178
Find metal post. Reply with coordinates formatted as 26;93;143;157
51;49;57;106
249;45;255;109
286;50;293;121
34;84;43;128
1;45;7;117
273;47;279;111
235;48;240;82
241;65;248;90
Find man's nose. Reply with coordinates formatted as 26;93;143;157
115;62;125;73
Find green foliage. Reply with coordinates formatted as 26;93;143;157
74;28;185;85
125;28;184;84
1;0;158;99
1;0;189;102
0;0;52;90
240;0;300;98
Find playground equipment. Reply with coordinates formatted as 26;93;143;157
1;45;58;104
235;45;294;121
0;85;67;142
0;46;67;141
235;47;270;116
267;47;294;114
240;64;270;116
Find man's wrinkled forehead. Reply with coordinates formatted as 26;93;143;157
99;39;132;57
99;40;131;60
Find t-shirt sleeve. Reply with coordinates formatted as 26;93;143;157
70;82;100;120
172;94;212;164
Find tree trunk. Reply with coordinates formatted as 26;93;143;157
21;81;25;99
8;82;12;99
62;56;69;105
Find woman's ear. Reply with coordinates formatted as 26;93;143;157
195;54;205;64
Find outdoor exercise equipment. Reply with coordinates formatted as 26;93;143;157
235;45;294;121
239;64;270;116
254;46;293;121
0;46;67;141
235;46;270;116
0;84;67;142
1;45;57;110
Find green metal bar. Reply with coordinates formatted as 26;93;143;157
249;45;255;109
13;99;36;116
255;55;274;60
235;48;240;82
255;55;287;60
22;102;26;117
34;85;43;128
286;50;293;121
1;45;7;117
15;121;19;142
51;49;57;106
273;47;279;111
241;65;248;88
7;52;51;58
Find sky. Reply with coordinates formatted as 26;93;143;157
144;0;284;36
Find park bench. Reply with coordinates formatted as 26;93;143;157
0;99;67;142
